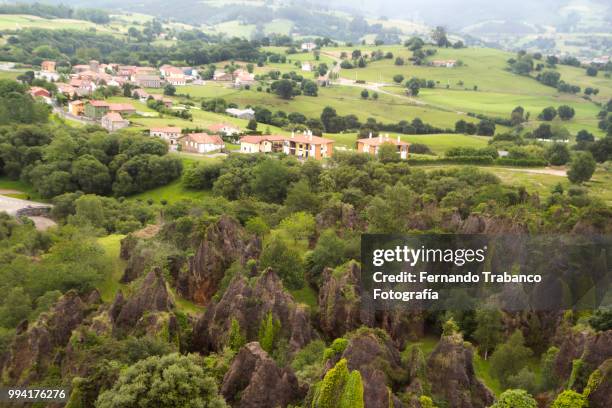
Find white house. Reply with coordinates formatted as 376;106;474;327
226;108;255;120
301;62;313;72
150;127;182;150
301;42;317;51
180;133;225;154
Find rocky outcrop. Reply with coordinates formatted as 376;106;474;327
318;262;423;348
1;290;92;385
111;268;175;330
315;202;360;231
177;215;260;305
554;329;612;389
457;214;529;234
192;268;313;353
427;334;494;408
587;359;612;408
221;342;303;408
328;329;405;408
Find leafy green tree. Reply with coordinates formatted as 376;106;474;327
419;396;437;408
272;79;294;99
260;232;304;289
0;287;32;327
377;142;399;163
546;143;571;166
183;161;222;190
405;77;420;96
258;312;281;353
366;182;415;233
541;346;560;390
312;359;364;408
245;216;269;237
507;367;538;395
339;371;364;408
473;308;503;359
557;105;575;120
305;229;347;285
567;152;596;184
279;212;315;242
489;330;533;387
477;119;496;136
163;84;176;96
72;154;111;194
360;89;369;99
589;308;612;331
284;179;320;213
431;26;449;47
228;318;246;351
491;389;537;408
538;106;557;121
251;159;290;203
393;74;404;84
246;118;258;131
550;390;588;408
576;130;595;143
96;353;227;408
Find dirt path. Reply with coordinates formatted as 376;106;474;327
503;167;567;177
0;189;21;195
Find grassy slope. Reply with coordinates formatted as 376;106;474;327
97;234;127;302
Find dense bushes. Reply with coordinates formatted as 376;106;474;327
0;124;182;198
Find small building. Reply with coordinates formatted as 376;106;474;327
34;70;60;82
431;59;457;68
160;65;187;85
301;42;317;51
317;75;330;87
180;133;225;154
283;132;334;160
213;70;233;81
85;100;110;119
41;60;56;72
109;103;136;116
29;86;51;99
208;123;241;136
234;71;256;88
56;83;76;99
68;100;85;116
357;134;410;160
226;108;255;120
301;62;312;72
150;127;182;150
239;135;286;154
72;64;90;74
134;74;162;88
101;112;129;132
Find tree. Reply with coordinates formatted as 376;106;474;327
163;84;176;96
589;136;612;162
394;57;405;66
228;318;246;351
259;232;304;289
72;154;111;195
406;78;420;96
546;143;571;165
302;80;318;96
305;229;346;285
511;106;525;125
473;309;503;359
557;105;575;120
538;106;557;121
477;120;496;136
96;353;226;408
490;389;537;408
431;26;449;47
251;159;290;202
258;312;281;353
533;124;553;139
321;106;338;132
377;142;399;163
312;359;364;408
0;287;32;327
393;74;404;84
576;130;594;143
272;79;294;99
550;390;588;408
489;330;533;387
541;346;560;390
567;152;596;184
366;182;415;233
247;119;258;131
586;66;598;77
360;89;369;99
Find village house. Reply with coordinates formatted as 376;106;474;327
234;70;256;88
239;131;334;160
29;86;51;99
301;42;317;51
35;69;60;82
431;59;457;68
160;65;187;86
41;60;56;72
317;75;330;87
213;70;233;81
68;100;85;116
208;123;241;136
69;78;96;97
357;134;410;160
101;112;129;132
85;100;110;119
180;133;225;154
72;64;91;74
150;127;182;150
134;74;162;88
283;131;334;160
301;62;313;72
56;83;76;99
239;135;286;154
226;108;255;120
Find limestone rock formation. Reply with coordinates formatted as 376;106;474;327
221;342;303;408
177;215;260;304
427;334;494;408
192;268;313;353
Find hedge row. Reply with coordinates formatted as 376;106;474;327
405;156;548;167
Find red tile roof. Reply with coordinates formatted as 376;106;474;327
88;100;109;107
109;103;136;112
239;135;287;144
103;112;125;122
151;127;181;133
185;133;224;145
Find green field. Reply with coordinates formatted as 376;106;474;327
97;234;127;302
0;14;115;32
328;132;489;153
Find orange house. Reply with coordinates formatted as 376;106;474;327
357;134;410;159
